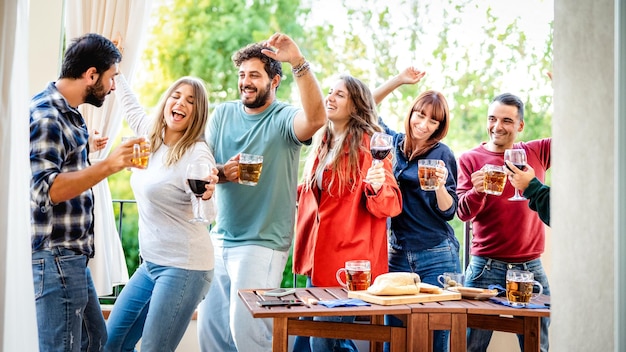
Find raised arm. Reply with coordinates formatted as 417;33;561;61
262;33;327;142
373;67;426;105
115;74;149;135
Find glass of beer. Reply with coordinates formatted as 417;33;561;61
506;269;544;307
121;135;151;168
418;159;442;191
335;260;371;291
238;153;263;186
482;164;507;195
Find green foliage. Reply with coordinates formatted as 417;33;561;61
112;0;553;288
138;0;311;106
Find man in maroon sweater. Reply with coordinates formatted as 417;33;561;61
456;93;551;352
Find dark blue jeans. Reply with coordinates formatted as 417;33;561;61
465;256;550;352
385;237;461;352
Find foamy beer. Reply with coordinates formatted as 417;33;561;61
122;136;151;168
506;269;543;306
336;260;371;291
238;153;263;186
134;139;151;167
483;164;507;195
418;159;441;191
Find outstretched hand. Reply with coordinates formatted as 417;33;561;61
398;66;426;85
261;33;304;66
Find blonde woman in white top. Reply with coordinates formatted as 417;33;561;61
104;75;217;352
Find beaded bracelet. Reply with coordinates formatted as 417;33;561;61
291;57;307;72
293;61;311;77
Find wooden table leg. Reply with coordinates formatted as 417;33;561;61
272;317;289;352
371;315;383;352
407;313;430;352
449;312;467;352
523;316;541;352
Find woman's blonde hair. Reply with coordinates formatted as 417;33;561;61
403;90;449;160
147;76;210;166
303;74;382;196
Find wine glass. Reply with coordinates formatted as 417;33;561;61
186;163;213;223
370;132;393;165
504;149;527;201
368;132;393;186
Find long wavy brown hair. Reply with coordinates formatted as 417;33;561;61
147;76;210;166
303;74;382;196
403;90;450;160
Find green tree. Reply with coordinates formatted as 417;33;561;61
138;0;311;105
111;0;553;289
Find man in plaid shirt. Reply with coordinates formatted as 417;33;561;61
30;33;141;352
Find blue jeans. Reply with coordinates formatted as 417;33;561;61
197;242;288;352
465;256;550;352
292;278;359;352
385;237;461;352
32;247;107;352
104;261;212;352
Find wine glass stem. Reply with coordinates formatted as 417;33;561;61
196;196;203;219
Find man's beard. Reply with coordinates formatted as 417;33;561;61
84;78;109;107
241;82;272;109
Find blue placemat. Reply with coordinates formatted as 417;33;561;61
489;297;547;309
487;284;506;296
317;299;371;308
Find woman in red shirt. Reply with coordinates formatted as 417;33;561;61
292;74;402;352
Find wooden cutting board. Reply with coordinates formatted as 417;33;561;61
347;283;461;305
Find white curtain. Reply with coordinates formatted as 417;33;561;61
0;0;39;350
65;0;153;295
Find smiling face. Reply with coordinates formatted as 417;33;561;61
164;83;195;137
238;58;277;112
486;101;524;152
409;104;440;146
324;79;354;132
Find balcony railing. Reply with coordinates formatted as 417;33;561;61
98;199;138;303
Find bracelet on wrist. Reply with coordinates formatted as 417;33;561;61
291;57;306;71
293;61;311;77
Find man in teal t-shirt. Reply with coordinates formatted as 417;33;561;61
198;33;327;352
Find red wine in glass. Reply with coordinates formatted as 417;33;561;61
370;132;393;165
504;149;527;201
186;163;213;223
370;146;392;161
188;179;210;197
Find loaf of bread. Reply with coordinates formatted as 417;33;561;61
366;272;421;295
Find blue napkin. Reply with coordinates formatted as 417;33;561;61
317;299;371;308
488;284;506;296
489;297;547;309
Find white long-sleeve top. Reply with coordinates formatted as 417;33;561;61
116;75;215;270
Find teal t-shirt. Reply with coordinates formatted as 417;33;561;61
207;100;302;251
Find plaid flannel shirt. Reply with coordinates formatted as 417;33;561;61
30;82;94;256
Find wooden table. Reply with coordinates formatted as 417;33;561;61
238;287;410;352
461;296;550;352
239;288;550;352
406;300;468;352
404;296;549;352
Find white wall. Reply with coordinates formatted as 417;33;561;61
551;0;616;350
